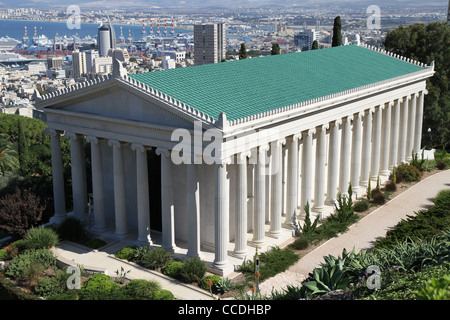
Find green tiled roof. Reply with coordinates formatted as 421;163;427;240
129;45;424;121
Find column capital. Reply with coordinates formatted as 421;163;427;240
422;89;429;95
45;128;64;137
292;132;302;141
108;139;125;149
131;143;151;153
86;136;103;144
303;128;316;137
155;147;170;157
317;123;329;131
276;137;286;147
66;132;82;141
334;118;343;127
354;112;364;120
238;150;252;162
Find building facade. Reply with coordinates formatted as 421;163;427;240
194;23;226;65
294;29;316;51
37;44;434;276
72;49;86;79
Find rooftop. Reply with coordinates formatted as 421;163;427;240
129;45;425;121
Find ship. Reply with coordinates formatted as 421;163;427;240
0;36;21;50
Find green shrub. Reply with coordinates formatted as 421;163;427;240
292;235;309;250
331;184;356;223
421;159;437;172
433;189;450;209
0;249;7;260
5;248;56;279
371;189;386;205
81;273;120;299
436;161;447;170
396;163;422;182
200;274;222;291
123;279;161;300
153;289;174;300
414;275;450;300
22;227;59;250
384;181;397;192
137;247;173;270
300;202;320;236
257;247;299;281
115;246;137;261
354;199;369;212
34;268;71;298
56;217;86;242
179;257;207;284
162;261;184;279
47;290;79;300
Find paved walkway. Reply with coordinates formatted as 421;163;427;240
54;169;450;300
258;169;450;296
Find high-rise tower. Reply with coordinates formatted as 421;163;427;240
97;18;116;57
194;23;226;66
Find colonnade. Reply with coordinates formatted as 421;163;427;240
48;90;426;273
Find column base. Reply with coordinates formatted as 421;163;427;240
268;230;282;239
49;213;67;225
210;261;234;277
231;250;248;259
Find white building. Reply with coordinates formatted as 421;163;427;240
162;56;176;70
37;44;434;276
72;49;87;79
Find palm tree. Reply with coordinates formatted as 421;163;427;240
0;136;19;175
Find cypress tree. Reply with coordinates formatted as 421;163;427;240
271;43;280;55
311;40;319;50
239;43;247;60
332;16;342;47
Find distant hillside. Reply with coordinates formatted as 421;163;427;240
0;0;447;9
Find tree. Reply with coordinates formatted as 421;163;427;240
239;43;247;60
0;135;19;175
0;188;45;239
271;43;280;55
312;40;319;50
17;117;29;174
332;16;342;47
384;22;450;148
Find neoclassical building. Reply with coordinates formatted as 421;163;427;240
37;44;434;276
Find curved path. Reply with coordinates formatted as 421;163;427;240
258;169;450;296
55;169;450;299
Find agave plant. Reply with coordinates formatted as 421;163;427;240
302;259;351;296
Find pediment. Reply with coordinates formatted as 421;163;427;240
38;78;208;130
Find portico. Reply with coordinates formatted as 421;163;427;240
38;44;434;276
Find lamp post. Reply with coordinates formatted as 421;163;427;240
426;128;432;151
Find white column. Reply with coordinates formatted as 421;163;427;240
390;99;401;170
252;145;267;246
360;109;373;186
350;113;363;193
213;161;231;273
399;97;409;163
132;144;151;246
326;120;341;203
68;132;87;221
301;129;314;215
339;117;351;194
49;129;66;223
86;136;105;232
313;124;327;213
370;105;383;180
285;134;300;227
108;139;127;239
157;148;175;252
234;152;250;257
186;157;201;258
406;94;417;161
270;139;284;238
380;102;392;176
414;91;425;154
